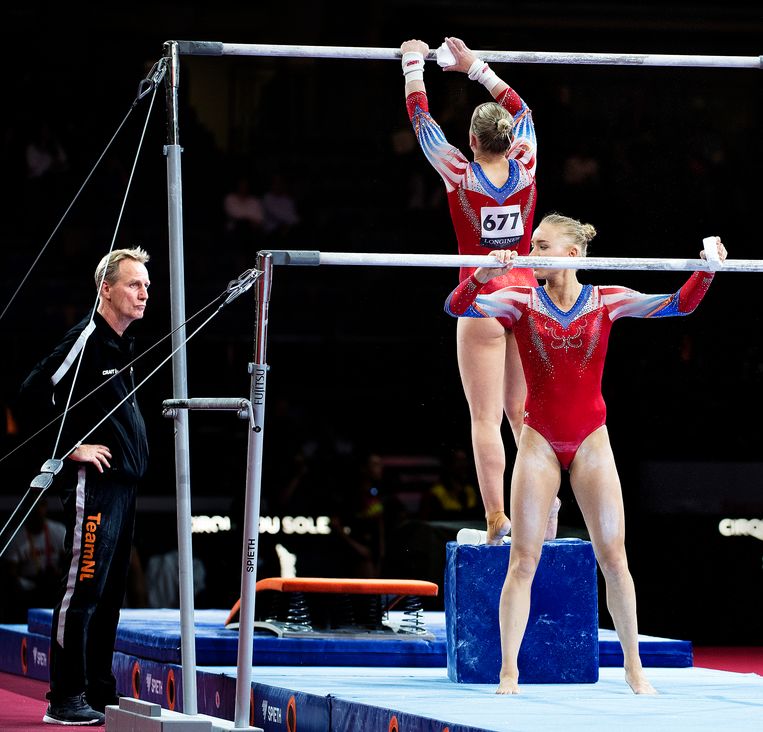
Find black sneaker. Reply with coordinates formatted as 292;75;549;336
43;693;105;725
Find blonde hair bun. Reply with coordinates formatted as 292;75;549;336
580;223;597;243
470;102;514;154
540;213;597;255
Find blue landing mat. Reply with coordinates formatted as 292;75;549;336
19;609;693;668
598;628;692;667
0;623;50;681
229;665;763;732
25;608;444;667
21;608;691;668
0;628;755;732
101;656;763;732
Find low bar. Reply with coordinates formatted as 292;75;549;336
260;250;763;273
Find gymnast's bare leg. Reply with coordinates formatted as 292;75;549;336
569;427;656;694
496;426;561;693
457;317;517;544
457;317;560;545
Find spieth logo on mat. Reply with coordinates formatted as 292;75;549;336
145;672;163;695
718;518;763;542
261;699;283;723
32;647;48;668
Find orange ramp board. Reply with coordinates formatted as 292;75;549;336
226;578;438;627
255;577;438;596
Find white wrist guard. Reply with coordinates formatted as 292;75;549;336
402;52;425;82
468;58;499;90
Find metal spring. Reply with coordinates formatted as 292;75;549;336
399;595;427;635
333;593;356;628
284;591;312;628
356;594;384;630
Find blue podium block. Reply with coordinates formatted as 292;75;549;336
445;538;599;683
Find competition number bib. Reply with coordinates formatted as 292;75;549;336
480;205;523;242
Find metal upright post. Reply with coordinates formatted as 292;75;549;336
162;39;198;716
233;252;272;728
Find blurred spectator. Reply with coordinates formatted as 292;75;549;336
22;119;69;229
421;447;482;521
124;546;148;608
262;173;300;238
1;497;66;621
560;142;604;220
25;121;68;180
223;175;265;238
389;127;426;210
144;549;206;608
328;452;388;578
0;123;27;228
562;147;600;187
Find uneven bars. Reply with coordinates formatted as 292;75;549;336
262;251;763;273
175;41;762;70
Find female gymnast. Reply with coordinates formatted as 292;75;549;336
401;36;558;543
445;212;725;695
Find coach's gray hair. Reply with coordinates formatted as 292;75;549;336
94;247;150;289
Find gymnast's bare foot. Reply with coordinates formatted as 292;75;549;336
496;673;520;695
625;666;658;695
544;496;562;540
486;511;511;545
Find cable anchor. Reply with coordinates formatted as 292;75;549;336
223;268;264;306
136;57;168;102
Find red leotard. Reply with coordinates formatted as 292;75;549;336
445;272;714;469
406;86;538;293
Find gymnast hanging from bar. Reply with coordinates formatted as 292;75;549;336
446;212;726;694
400;36;559;544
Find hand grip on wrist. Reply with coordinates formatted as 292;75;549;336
402;51;425;81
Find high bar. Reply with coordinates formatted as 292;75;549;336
260;251;763;273
175;41;762;70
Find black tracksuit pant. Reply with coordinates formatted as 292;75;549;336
48;466;137;704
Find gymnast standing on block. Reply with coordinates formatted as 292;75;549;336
400;36;559;544
446;213;726;695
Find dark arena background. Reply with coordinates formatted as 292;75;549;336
0;2;761;728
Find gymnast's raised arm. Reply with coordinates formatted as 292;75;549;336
400;39;430;97
440;37;509;99
603;237;727;321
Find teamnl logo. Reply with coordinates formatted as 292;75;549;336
261;698;283;723
718;518;763;542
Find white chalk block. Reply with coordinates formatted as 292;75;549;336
456;527;510;545
436;42;456;68
702;236;721;270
